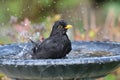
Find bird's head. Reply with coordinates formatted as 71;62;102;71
50;20;72;36
53;20;72;30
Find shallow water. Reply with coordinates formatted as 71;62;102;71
0;47;116;60
67;50;114;59
0;41;120;60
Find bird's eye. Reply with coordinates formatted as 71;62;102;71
58;26;63;29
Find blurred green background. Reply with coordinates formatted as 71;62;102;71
1;0;120;80
0;0;81;23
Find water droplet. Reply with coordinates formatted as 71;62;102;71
43;16;46;18
7;8;9;11
1;23;4;26
48;5;51;7
23;9;26;12
96;6;99;9
60;3;63;6
41;8;44;11
81;10;85;14
24;23;27;26
28;6;30;9
68;15;71;18
110;59;113;61
60;77;63;80
25;65;27;68
95;2;98;5
70;19;73;22
15;65;18;67
53;1;56;4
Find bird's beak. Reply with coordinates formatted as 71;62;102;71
65;25;72;29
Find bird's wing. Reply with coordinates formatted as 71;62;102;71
65;42;72;54
32;38;64;59
41;38;63;53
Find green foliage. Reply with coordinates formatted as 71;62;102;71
0;0;82;23
57;0;81;10
0;36;12;44
104;2;120;17
104;74;116;80
7;0;22;16
0;0;22;23
0;73;4;79
37;0;52;7
0;9;6;23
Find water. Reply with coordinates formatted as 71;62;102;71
0;42;33;60
67;49;116;59
1;50;115;60
0;41;120;60
0;48;116;60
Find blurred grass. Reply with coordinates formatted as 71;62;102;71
0;36;12;44
104;74;116;80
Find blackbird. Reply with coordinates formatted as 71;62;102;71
32;20;72;59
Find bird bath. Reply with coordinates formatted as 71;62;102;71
0;41;120;80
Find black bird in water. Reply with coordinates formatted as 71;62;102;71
32;20;72;59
